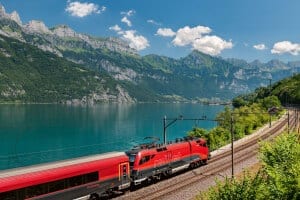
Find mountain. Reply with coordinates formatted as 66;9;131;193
0;4;300;104
0;34;136;104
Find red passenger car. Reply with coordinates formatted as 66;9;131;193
126;137;209;185
0;152;130;200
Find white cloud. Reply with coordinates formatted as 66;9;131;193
253;43;267;50
172;26;211;46
156;28;176;37
121;10;135;16
66;1;104;17
121;16;132;27
271;41;300;55
110;9;149;51
192;36;233;56
169;25;232;56
109;24;122;32
147;19;161;26
120;10;135;27
109;26;149;51
122;30;149;50
100;6;106;12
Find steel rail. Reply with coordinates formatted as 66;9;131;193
114;111;296;200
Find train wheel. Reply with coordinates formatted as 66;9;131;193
190;163;195;169
89;193;100;200
154;174;161;182
167;169;172;176
130;183;136;191
163;169;171;177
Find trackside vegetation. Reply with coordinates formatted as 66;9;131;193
189;73;300;150
196;132;300;200
192;74;300;199
188;95;282;151
232;73;300;107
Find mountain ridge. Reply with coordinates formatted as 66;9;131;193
0;34;136;104
0;5;300;104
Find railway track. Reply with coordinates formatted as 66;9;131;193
114;111;296;200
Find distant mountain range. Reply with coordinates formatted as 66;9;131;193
0;4;299;104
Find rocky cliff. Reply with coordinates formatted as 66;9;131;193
0;4;299;103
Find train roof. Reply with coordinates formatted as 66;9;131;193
127;136;206;154
0;151;125;179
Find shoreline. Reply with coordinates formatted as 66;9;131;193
0;101;232;106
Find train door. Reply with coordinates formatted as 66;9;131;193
163;151;173;176
166;151;172;161
119;162;129;182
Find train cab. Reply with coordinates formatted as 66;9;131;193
126;137;210;185
189;138;210;165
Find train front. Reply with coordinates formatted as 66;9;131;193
125;149;143;185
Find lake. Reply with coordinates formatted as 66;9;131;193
0;103;224;170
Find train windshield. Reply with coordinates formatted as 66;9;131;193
128;154;136;162
126;153;136;166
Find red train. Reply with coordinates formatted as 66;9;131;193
0;137;209;200
0;152;130;200
127;137;209;185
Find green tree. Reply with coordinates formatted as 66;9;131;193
258;95;281;111
259;133;300;199
188;127;208;138
207;127;230;150
204;133;300;200
206;172;264;200
232;96;247;108
215;106;232;130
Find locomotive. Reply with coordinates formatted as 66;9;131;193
126;136;209;185
0;136;209;200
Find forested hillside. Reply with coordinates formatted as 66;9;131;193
271;73;300;105
0;35;133;103
1;6;300;104
232;73;300;107
191;74;300;199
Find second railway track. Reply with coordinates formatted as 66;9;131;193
114;111;297;200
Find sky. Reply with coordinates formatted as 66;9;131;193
1;0;300;62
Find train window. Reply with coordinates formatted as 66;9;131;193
24;182;48;198
68;175;84;187
198;141;207;147
127;153;136;167
48;180;65;192
85;172;99;182
123;165;127;173
128;154;136;163
157;147;167;152
1;188;27;200
67;172;98;187
139;155;151;165
0;191;17;200
0;172;99;199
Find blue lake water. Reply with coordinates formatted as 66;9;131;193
0;104;224;170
